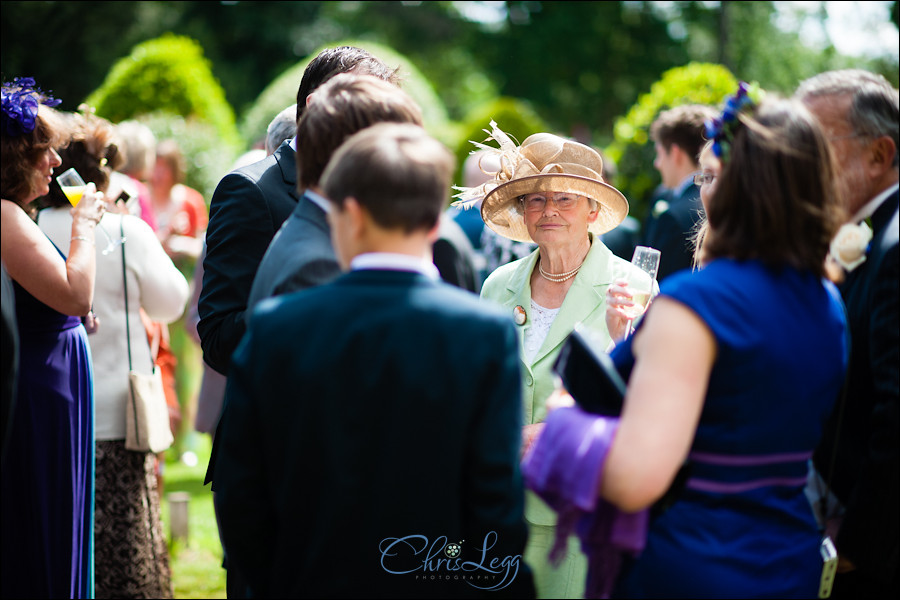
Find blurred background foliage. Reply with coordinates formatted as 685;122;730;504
2;0;898;217
238;39;455;150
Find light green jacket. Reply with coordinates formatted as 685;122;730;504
481;234;644;526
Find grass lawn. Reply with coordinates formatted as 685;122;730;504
160;433;226;599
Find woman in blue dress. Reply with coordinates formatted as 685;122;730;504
1;77;107;598
607;90;849;598
525;88;849;598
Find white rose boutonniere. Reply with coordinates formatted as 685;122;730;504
830;221;873;272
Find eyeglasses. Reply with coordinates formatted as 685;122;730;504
693;173;717;186
518;194;582;213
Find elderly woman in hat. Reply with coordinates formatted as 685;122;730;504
455;122;651;598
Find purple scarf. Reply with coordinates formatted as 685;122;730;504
521;407;648;599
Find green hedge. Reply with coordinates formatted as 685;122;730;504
603;62;738;222
238;39;455;149
86;34;241;151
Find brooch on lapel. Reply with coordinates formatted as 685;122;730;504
513;305;527;326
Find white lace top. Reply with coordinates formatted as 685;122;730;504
523;299;560;364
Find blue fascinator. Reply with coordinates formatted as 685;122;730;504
1;77;62;137
704;81;765;164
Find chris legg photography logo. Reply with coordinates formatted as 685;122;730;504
379;531;521;591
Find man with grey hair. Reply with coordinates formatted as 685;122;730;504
796;69;898;599
264;104;297;156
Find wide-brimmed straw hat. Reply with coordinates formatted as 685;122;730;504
453;121;629;243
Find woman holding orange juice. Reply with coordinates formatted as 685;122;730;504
0;77;106;598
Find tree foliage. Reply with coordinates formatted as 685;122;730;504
238;39;454;149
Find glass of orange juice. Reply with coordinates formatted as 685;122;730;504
56;168;87;206
56;168;122;254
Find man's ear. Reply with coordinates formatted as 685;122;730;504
343;197;367;239
670;144;693;169
426;217;442;243
868;135;897;176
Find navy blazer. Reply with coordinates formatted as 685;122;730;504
198;141;300;375
815;188;899;584
213;269;535;598
642;182;703;282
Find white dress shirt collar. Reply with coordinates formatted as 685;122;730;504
851;182;899;224
304;188;332;215
350;252;441;281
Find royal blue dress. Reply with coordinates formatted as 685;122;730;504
611;259;848;599
0;263;95;598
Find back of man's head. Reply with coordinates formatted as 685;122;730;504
296;46;401;122
296;73;424;190
650;104;717;166
322;123;454;234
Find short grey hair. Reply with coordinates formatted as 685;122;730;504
796;69;899;168
265;104;298;155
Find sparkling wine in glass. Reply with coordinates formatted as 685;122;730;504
55;168;123;255
623;246;661;337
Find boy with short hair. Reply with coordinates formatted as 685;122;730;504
214;123;535;599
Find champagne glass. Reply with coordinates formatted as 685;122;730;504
622;246;661;338
56;168;123;255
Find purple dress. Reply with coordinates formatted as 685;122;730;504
1;268;95;598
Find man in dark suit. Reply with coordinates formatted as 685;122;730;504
641;104;715;282
214;123;534;598
798;69;899;599
245;73;423;312
198;46;398;376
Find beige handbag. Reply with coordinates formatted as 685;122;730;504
120;219;174;453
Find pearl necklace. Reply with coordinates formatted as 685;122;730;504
539;261;582;283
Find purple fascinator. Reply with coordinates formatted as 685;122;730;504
1;77;62;137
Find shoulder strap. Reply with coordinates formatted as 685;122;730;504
121;217;133;372
120;217;156;372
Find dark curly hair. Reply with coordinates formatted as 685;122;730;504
37;107;123;210
1;104;68;204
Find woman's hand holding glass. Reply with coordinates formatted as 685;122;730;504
606;278;639;343
68;181;105;228
58;168;121;254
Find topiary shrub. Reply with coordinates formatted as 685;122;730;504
86;34;241;152
603;62;738;222
238;39;454;149
453;97;551;189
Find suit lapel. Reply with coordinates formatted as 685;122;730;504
274;142;300;201
503;252;539;361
